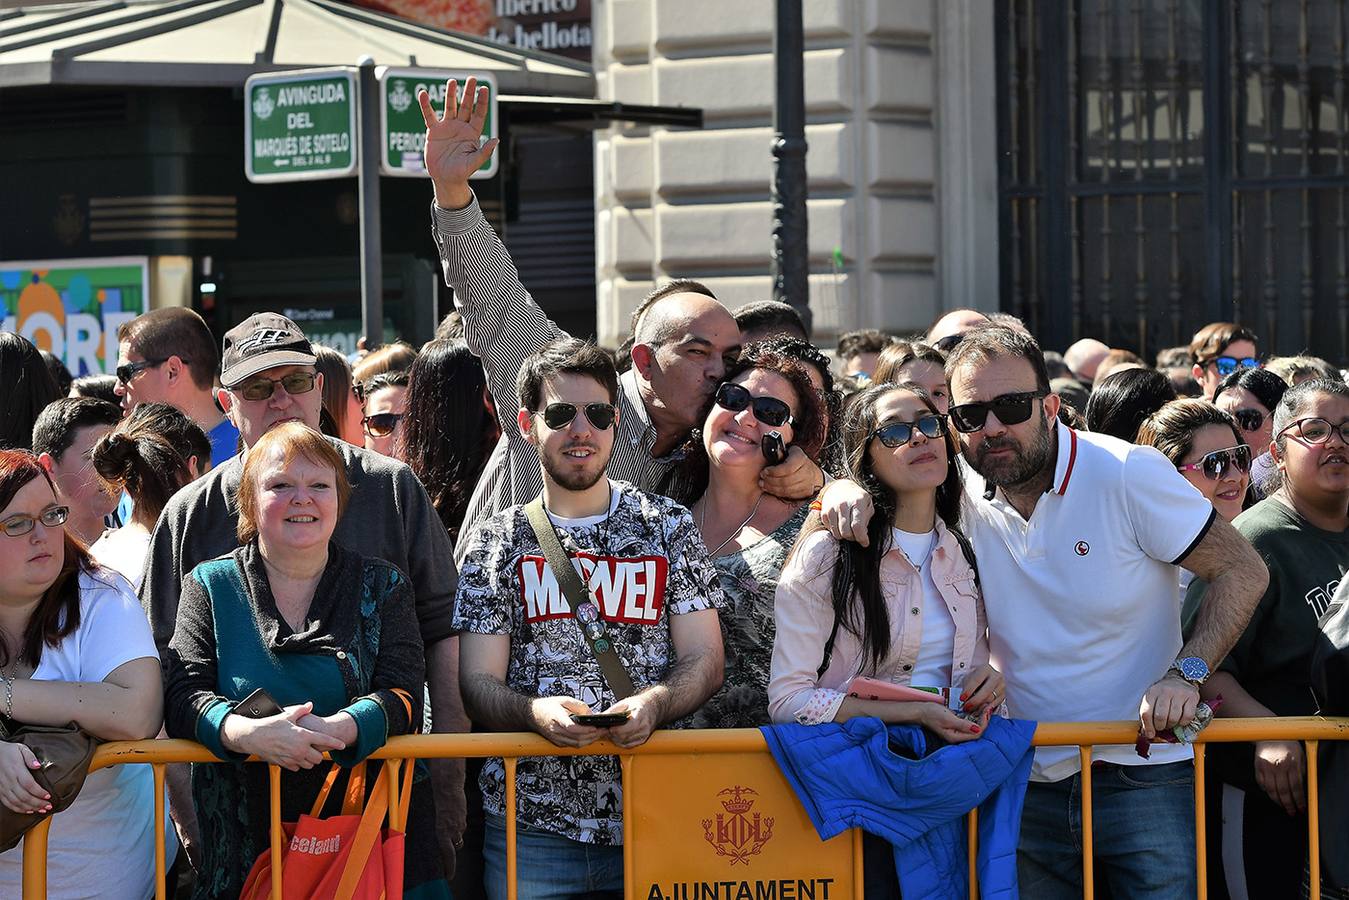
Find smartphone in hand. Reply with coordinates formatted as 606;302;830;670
569;712;631;727
761;431;787;465
235;688;283;719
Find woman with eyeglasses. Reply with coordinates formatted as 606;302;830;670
1214;366;1288;500
360;370;409;460
0;450;168;899
1183;379;1349;899
1188;321;1259;399
677;346;828;728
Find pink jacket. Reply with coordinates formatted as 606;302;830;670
768;522;991;725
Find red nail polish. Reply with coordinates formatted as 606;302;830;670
971;725;981;733
960;693;969;702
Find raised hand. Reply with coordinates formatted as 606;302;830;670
419;76;500;210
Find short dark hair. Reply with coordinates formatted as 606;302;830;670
836;329;895;362
944;325;1052;393
361;369;410;398
31;397;122;461
629;279;718;341
733;300;808;341
40;351;73;395
1085;368;1177;443
1213;366;1288;415
117;308;219;391
69;374;120;407
517;338;619;414
1189;321;1258;366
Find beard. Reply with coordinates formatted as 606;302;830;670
963;407;1055;488
540;442;610;492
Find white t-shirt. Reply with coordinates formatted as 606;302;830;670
892;528;955;689
963;421;1216;781
0;570;175;900
89;527;152;592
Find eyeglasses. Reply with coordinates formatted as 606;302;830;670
236;371;318;402
540;402;617;431
1207;356;1260;378
871;415;947;448
714;383;795;428
362;412;406;438
933;334;963;354
947;391;1047;433
1231;408;1266;433
1278;417;1349;445
1;506;69;538
1176;444;1252;481
116;358;175;385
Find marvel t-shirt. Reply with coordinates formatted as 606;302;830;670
452;479;724;844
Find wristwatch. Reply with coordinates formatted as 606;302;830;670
1169;656;1211;687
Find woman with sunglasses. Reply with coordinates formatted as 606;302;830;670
360;369;409;460
1138;400;1251;524
1214;366;1288;500
678;347;828;728
0;450;167;899
1183;379;1349;899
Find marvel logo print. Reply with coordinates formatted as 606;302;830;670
518;553;669;625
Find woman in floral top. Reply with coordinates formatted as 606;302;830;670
678;345;829;728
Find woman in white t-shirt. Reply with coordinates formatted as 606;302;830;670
0;449;168;900
90;402;210;590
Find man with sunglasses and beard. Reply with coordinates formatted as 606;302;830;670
139;312;469;876
818;326;1268;898
454;338;724;900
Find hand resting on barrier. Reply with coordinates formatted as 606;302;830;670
220;701;347;772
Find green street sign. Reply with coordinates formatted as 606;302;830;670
245;69;357;183
380;68;498;180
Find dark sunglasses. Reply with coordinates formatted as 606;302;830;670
1279;417;1349;445
1231;408;1265;433
540;402;617;431
0;506;69;538
714;383;795;428
362;412;406;438
948;390;1047;434
1209;356;1259;378
115;358;174;385
1176;444;1251;481
872;415;947;448
236;371;318;401
933;334;964;354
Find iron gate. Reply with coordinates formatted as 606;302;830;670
999;0;1349;360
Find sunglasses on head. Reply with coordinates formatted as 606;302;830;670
714;383;795;428
1279;417;1349;445
1231;408;1266;433
1176;444;1251;481
236;371;318;402
362;412;406;438
948;390;1047;434
0;506;69;538
1209;356;1259;378
540;402;617;431
116;358;175;385
871;414;947;448
933;334;964;354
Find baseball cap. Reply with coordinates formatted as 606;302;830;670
220;313;317;387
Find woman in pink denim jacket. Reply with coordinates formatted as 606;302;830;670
768;381;1004;741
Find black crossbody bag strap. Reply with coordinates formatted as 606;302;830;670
524;497;637;700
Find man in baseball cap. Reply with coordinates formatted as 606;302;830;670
141;312;468;877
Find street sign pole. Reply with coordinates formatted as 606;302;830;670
771;0;811;333
357;56;384;349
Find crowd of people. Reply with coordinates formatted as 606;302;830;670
0;77;1345;900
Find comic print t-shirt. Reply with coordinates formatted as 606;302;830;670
452;480;724;844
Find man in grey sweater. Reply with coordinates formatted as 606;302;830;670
139;312;467;874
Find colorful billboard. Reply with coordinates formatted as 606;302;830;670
352;0;592;61
0;257;149;377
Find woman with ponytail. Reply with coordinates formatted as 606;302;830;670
90;402;211;590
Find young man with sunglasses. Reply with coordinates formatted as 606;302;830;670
454;338;724;900
819;326;1268;898
138;312;470;870
419;79;824;556
1189;321;1260;400
114;308;241;468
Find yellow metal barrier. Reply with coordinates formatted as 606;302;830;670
18;717;1349;900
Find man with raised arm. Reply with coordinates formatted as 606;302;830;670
454;338;724;900
818;326;1268;898
420;79;825;551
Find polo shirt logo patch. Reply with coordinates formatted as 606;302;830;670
1074;541;1090;556
518;553;669;625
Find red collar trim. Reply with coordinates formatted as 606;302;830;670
1056;427;1079;495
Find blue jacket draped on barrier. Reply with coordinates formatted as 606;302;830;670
760;716;1036;900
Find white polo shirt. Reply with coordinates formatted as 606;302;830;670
963;421;1216;781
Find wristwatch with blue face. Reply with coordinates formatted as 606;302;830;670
1169;656;1211;686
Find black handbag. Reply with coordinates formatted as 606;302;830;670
0;718;98;851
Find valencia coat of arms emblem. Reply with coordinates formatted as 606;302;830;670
701;786;774;865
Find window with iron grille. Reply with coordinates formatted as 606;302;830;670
999;0;1349;361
